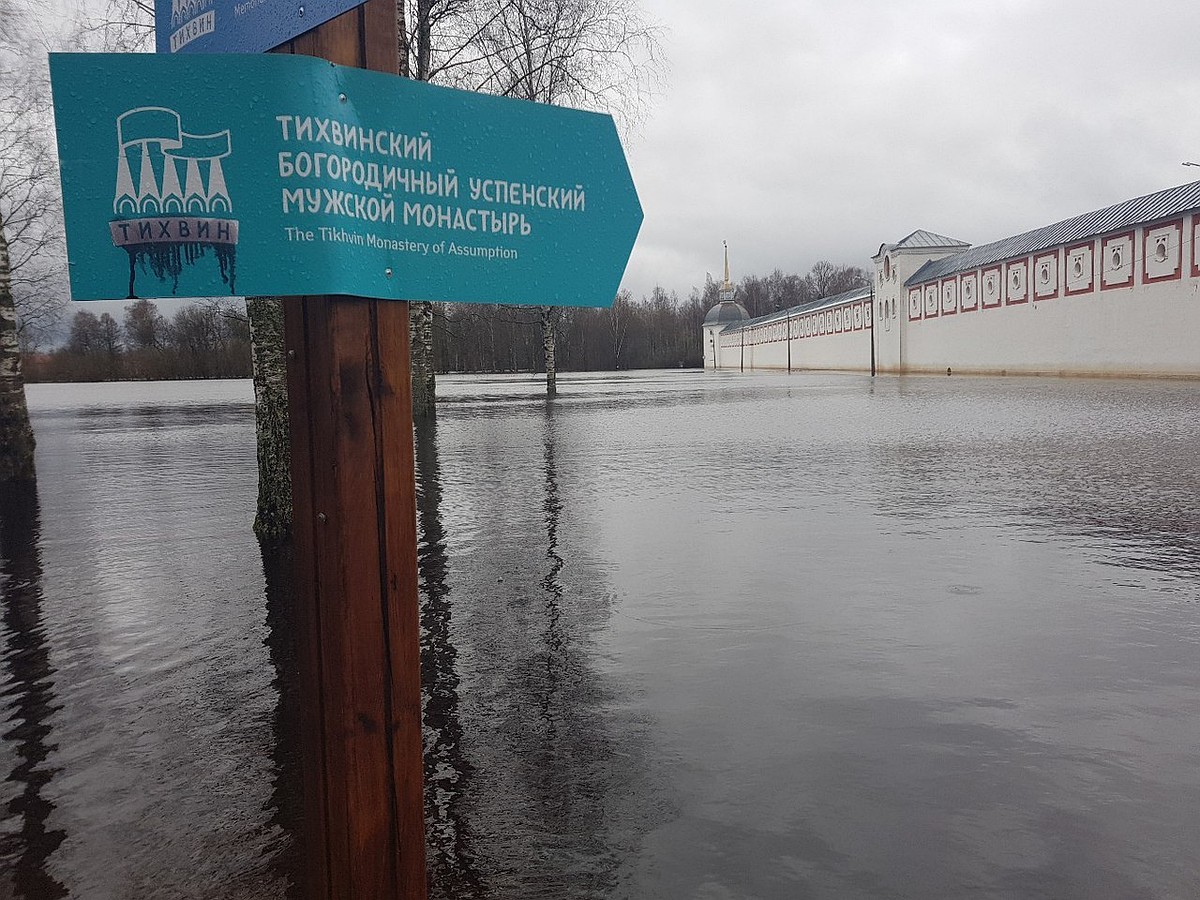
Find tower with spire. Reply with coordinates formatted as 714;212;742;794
702;241;750;369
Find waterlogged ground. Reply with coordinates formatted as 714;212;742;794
2;371;1198;899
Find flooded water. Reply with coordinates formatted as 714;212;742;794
2;371;1199;899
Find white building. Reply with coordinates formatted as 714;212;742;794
705;181;1200;378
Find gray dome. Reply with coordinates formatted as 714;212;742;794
703;300;750;325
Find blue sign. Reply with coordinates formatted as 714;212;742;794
155;0;366;54
49;53;643;308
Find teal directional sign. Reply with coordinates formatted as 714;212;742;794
49;53;643;307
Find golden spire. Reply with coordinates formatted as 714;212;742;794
717;241;735;303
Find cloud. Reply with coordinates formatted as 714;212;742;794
619;0;1200;300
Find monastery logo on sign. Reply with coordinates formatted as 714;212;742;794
168;0;216;51
110;107;238;297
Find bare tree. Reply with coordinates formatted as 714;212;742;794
464;0;662;394
540;306;557;395
86;0;154;51
123;298;166;350
805;260;869;299
0;213;35;482
468;0;661;125
98;312;121;355
66;310;104;355
403;0;663;129
608;289;630;369
767;268;809;311
0;1;66;482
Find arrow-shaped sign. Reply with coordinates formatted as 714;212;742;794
49;53;643;307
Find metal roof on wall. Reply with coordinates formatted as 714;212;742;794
894;229;970;250
703;300;751;325
876;229;970;259
719;285;872;334
906;180;1200;286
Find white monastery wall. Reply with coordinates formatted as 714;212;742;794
899;217;1200;377
714;295;873;372
707;199;1200;378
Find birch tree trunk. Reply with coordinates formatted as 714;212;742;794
246;296;292;543
411;299;436;418
541;305;557;397
404;4;438;419
0;219;35;483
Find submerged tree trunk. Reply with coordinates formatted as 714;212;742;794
411;299;436;418
406;4;438;419
0;220;35;483
541;306;557;397
246;296;291;543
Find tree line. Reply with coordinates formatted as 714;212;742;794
432;288;699;373
20;258;868;382
23;299;251;382
429;260;869;373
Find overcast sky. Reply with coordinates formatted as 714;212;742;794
619;0;1200;300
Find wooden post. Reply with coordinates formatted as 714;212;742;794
275;3;427;898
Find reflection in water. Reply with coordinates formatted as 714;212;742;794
485;401;634;899
415;417;482;899
538;406;566;739
524;405;574;839
420;392;658;899
0;482;67;900
14;380;281;898
1010;432;1200;578
11;372;1196;899
866;381;1200;577
260;541;303;900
